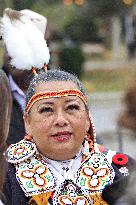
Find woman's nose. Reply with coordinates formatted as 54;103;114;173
55;110;68;127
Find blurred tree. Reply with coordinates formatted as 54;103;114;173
43;0;61;4
12;0;36;10
0;0;12;14
85;1;123;51
87;0;135;17
0;0;37;14
50;0;136;43
32;2;76;31
62;16;102;43
1;0;136;45
59;45;85;78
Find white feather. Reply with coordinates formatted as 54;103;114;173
1;12;50;70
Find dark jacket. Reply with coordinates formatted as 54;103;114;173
6;98;25;145
1;65;25;145
102;155;136;205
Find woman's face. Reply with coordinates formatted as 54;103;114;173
24;81;90;160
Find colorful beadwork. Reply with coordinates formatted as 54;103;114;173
7;140;123;204
25;89;87;113
16;154;55;197
28;192;52;205
7;139;37;163
53;179;90;205
76;152;115;193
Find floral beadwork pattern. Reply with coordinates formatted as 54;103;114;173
59;195;88;205
22;165;47;186
53;179;90;205
76;152;115;192
7;139;36;163
7;140;116;203
16;155;55;197
82;167;109;188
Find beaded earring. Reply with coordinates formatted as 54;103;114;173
86;133;95;154
82;133;94;156
24;134;33;141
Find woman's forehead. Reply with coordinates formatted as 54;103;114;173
35;81;78;93
36;95;82;105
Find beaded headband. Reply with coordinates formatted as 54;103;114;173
25;89;87;113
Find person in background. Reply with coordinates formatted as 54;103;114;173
0;69;12;205
118;81;136;134
1;8;51;145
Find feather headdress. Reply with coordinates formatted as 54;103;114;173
0;8;50;70
20;9;47;36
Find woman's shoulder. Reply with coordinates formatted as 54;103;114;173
97;143;136;175
97;144;136;204
6;139;37;163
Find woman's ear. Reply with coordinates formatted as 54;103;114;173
23;112;32;135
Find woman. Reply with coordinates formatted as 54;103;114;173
3;69;136;205
1;8;136;205
0;69;12;205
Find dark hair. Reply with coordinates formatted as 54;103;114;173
26;69;88;109
0;69;12;199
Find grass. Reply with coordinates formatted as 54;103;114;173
82;68;136;93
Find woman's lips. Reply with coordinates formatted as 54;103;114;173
51;131;72;142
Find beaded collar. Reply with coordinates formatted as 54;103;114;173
25;89;87;113
7;139;115;201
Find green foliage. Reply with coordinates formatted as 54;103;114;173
12;0;36;10
0;0;12;14
88;0;134;17
32;2;75;31
59;45;85;79
41;0;61;4
62;16;101;43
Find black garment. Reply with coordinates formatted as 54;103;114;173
6;98;25;145
1;65;25;145
3;164;27;205
102;155;136;205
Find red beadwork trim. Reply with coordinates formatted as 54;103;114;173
112;153;128;165
25;89;87;113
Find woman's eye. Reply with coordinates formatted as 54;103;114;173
67;104;80;111
39;107;53;113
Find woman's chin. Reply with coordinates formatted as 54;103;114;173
45;148;78;161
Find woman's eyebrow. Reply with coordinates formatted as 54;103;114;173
38;101;54;105
65;98;80;103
